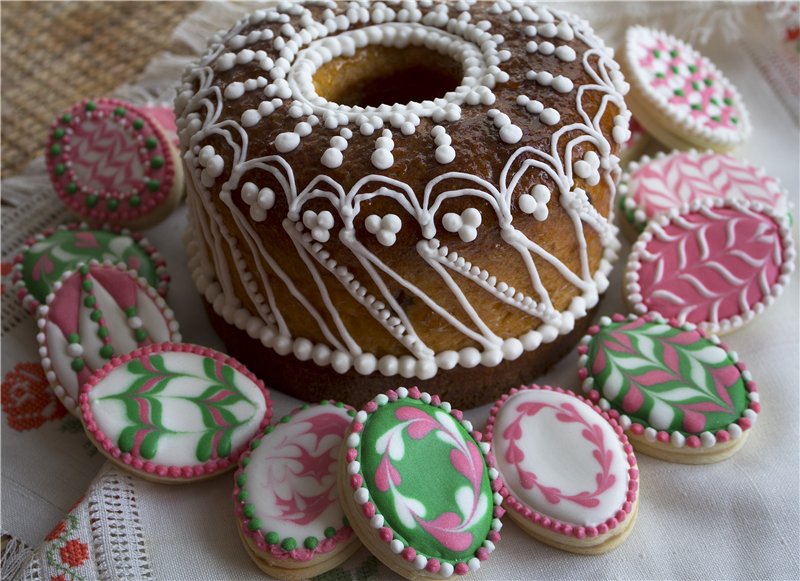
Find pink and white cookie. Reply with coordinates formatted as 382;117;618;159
80;343;272;483
486;385;638;554
619;150;790;238
37;262;181;414
621;26;751;152
13;223;169;315
234;401;361;580
46;98;184;228
625;198;795;334
339;387;503;580
578;313;760;464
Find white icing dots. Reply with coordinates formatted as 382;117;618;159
574;150;601;186
274;132;300;153
539;108;561;126
488;109;523;144
365;214;402;247
371;129;395;170
519;184;551;220
432;125;456;164
240;182;276;221
224;82;245;100
302;210;335;243
527;70;573;93
555;45;576;62
443;208;482;242
198;145;224;187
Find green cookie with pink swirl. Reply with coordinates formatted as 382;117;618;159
578;313;759;464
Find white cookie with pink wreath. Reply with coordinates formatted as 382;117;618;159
618;149;790;239
621;26;751;152
486;385;639;554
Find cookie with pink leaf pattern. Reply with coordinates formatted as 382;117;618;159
234;401;361;580
625;198;795;334
578;313;760;464
37;261;181;415
622;26;751;152
79;343;272;483
46;98;184;228
339;387;503;580
618;150;790;238
486;385;639;554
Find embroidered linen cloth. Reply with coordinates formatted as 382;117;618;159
3;3;798;580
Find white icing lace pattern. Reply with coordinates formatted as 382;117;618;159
176;0;629;380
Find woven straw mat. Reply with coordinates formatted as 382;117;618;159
1;1;200;179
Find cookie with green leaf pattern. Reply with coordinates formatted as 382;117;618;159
577;313;759;464
79;343;271;483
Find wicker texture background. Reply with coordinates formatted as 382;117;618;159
1;1;200;178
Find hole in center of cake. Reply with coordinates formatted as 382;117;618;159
313;45;462;108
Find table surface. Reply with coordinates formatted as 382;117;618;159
1;3;798;580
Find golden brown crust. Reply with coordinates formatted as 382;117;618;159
205;297;599;409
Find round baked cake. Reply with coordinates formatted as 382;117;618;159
176;0;629;407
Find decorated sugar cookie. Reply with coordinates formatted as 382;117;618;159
46;98;184;228
622;26;751;152
12;223;168;314
625;198;795;334
486;385;638;554
37;262;181;414
578;313;760;464
80;343;271;482
234;401;361;580
340;387;502;580
619;150;790;237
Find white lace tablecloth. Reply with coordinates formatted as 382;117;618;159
2;3;799;580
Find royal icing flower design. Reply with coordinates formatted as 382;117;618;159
365;214;402;247
241;182;276;221
364;401;491;558
627;26;749;139
442;208;482;243
518;185;551;221
1;362;68;431
303;210;335;243
574;150;601;186
198;144;225;187
236;403;354;556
